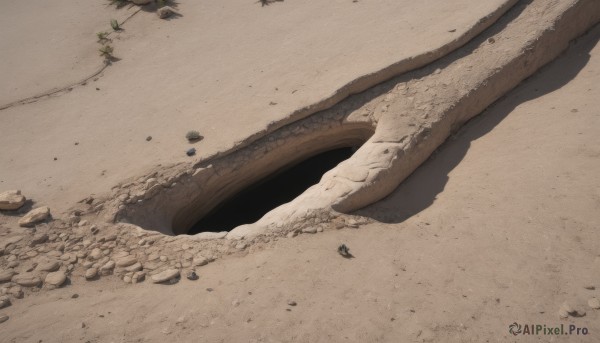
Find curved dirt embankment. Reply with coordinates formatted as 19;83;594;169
110;0;600;239
100;0;521;234
0;0;517;215
226;0;600;239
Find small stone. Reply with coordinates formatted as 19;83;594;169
186;148;196;157
0;295;10;309
151;269;180;283
132;271;145;284
146;136;152;141
100;260;115;276
12;273;42;287
8;286;23;299
560;301;586;317
89;248;102;260
157;6;176;19
302;227;317;234
192;255;210;266
186;271;198;281
71;293;79;299
235;242;247;250
0;270;15;283
286;231;297;238
45;271;67;288
347;219;358;228
125;262;142;272
588;298;600;309
159;255;168;262
18;206;51;227
287;300;297;306
0;313;8;324
115;255;137;267
0;190;26;210
37;260;60;272
584;285;596;290
85;268;98;280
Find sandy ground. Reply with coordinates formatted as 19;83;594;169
0;0;513;213
2;22;599;343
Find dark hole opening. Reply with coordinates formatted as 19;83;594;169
188;147;356;234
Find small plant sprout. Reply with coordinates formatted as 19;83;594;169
96;31;109;42
110;19;121;31
99;45;114;59
337;244;352;258
186;130;202;142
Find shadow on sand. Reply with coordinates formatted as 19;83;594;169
354;26;598;224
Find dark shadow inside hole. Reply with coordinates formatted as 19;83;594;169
188;147;356;234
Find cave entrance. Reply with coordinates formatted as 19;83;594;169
187;147;356;234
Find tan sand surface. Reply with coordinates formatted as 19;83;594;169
0;0;513;213
2;22;598;343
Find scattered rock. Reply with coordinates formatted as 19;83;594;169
286;231;297;238
192;255;210;266
0;313;8;324
45;271;67;288
85;268;98;280
89;248;103;260
0;295;10;309
12;273;42;287
30;233;49;246
151;269;180;284
186;270;198;281
560;302;586;318
125;262;142;272
157;6;176;19
0;270;16;283
235;242;247;250
186;148;196;157
584;285;596;290
302;227;317;234
132;271;145;284
37;260;60;272
18;206;51;227
146;136;152;141
588;298;600;309
100;261;116;276
287;300;297;306
0;190;26;210
115;255;137;268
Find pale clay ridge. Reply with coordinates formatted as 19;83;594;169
104;0;600;240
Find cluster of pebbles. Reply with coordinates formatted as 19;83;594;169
0;189;358;324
